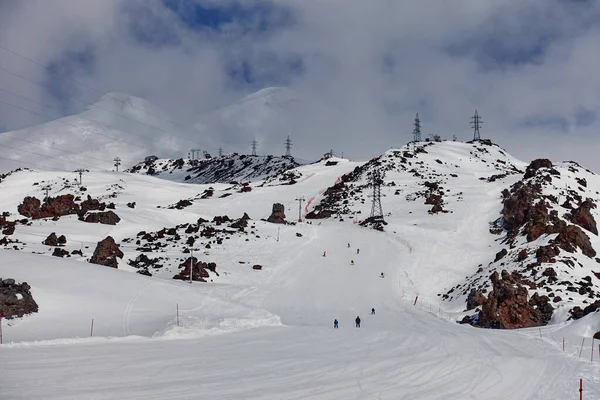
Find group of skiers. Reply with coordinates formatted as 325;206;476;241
333;309;375;329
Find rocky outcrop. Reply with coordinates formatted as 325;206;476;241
267;203;286;224
18;195;79;219
52;248;70;258
523;159;553;179
0;278;39;319
554;225;596;258
89;236;123;268
82;211;121;225
569;300;600;320
568;199;598;235
476;270;549;329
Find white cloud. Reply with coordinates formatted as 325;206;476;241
1;0;600;170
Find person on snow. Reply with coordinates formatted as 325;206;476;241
323;251;327;257
380;272;385;278
355;316;361;328
334;319;339;329
371;308;375;315
350;260;355;265
356;248;360;254
347;243;351;248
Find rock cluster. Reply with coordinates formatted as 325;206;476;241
0;278;39;319
172;257;218;282
18;195;78;219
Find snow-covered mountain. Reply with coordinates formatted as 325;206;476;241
3;139;600;398
0;93;212;172
194;87;349;157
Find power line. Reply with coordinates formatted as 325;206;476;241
0;43;206;146
114;157;121;172
369;169;384;221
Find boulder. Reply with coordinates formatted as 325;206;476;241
554;225;596;258
89;236;124;268
267;203;286;224
0;279;38;319
43;232;59;246
78;195;106;217
252;264;263;270
52;248;70;258
494;248;508;262
569;199;598;235
82;211;121;225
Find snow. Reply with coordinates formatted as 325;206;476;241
2;141;600;398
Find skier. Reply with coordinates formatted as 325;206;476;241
350;260;355;265
380;272;385;278
334;319;339;329
371;308;375;315
347;243;351;248
355;316;361;328
356;248;360;254
323;251;327;257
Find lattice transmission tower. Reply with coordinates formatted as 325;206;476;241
251;138;258;156
413;113;422;142
471;110;482;141
369;169;384;221
285;135;292;157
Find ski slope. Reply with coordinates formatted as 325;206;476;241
2;142;600;398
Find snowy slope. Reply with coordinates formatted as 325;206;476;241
0;93;211;172
3;141;600;398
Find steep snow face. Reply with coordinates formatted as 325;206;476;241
126;153;303;184
0;93;208;173
195;87;348;157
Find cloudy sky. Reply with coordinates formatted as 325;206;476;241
1;0;600;170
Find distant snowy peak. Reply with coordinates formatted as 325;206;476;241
127;153;303;184
0;92;205;173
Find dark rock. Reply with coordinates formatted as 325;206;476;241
554;225;596;258
569;199;598;235
517;249;528;262
78;195;106;217
494;249;508;262
267;203;286;224
43;232;59;246
252;264;263;270
52;248;70;258
466;289;486;310
127;202;136;209
476;270;547;329
18;195;79;219
82;211;121;225
535;245;560;264
89;236;123;268
0;279;38;319
569;301;600;320
553;296;562;303
524;159;553;179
